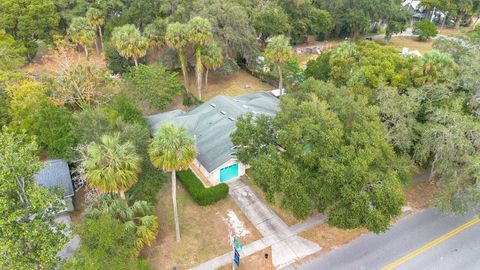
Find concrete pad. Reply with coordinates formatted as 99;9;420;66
229;187;257;207
243;202;275;226
284;236;321;259
271;239;298;267
256;218;290;237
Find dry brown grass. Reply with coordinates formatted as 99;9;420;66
299;224;368;252
404;180;437;210
218;247;274;270
142;179;261;270
386;36;433;53
242;175;300;227
184;70;275;101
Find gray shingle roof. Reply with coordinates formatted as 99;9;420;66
146;92;280;172
34;159;74;198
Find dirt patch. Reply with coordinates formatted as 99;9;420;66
184;70;275;101
143;178;261;270
299;224;367;252
70;186;88;225
386;36;433;53
21;48;105;78
218;247;274;270
404;180;436;210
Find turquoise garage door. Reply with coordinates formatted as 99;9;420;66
220;163;239;182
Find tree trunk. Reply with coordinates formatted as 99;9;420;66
172;171;181;242
205;69;209;93
119;190;126;200
455;16;462;29
179;49;189;92
195;46;203;101
99;26;104;50
84;46;89;58
278;65;284;96
134;58;138;67
94;37;99;54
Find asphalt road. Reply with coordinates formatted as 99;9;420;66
299;209;480;270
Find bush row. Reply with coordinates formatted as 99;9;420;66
177;170;229;206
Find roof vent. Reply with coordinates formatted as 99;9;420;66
210;103;216;108
242;105;249;109
228;116;235;121
220;110;226;115
233;98;239;102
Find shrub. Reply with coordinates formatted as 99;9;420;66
413;20;438;41
104;42;136;74
103;93;146;127
125;64;182;110
128;161;165;204
177;170;229;205
182;91;202;107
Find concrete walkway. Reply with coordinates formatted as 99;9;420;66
192;180;324;270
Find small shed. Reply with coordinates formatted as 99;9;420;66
34;159;74;211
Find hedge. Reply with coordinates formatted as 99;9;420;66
177;170;229;206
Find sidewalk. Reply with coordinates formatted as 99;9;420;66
192;180;325;270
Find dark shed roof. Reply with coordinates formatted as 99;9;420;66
34;159;74;198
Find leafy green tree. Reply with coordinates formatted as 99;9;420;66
0;0;60;59
104;42;137;74
165;22;190;87
0;129;69;270
384;4;410;41
232;79;406;232
413;20;438;40
414;109;480;213
125;64;182;110
68;17;96;58
148;123;197;242
7;81;76;157
187;17;213;100
195;0;259;64
111;24;149;66
201;43;223;92
64;214;140;270
304;51;331;81
86;8;105;51
377;86;420;154
265;35;293;96
0;30;26;71
253;3;292;47
90;196;158;252
84;134;142;200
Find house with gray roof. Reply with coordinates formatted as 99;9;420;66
146;92;280;186
34;159;74;211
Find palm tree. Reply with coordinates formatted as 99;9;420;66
111;24;149;66
84;134;142;199
86;8;105;52
165;22;190;90
148;123;197;242
187;17;213;100
144;18;167;50
91;196;158;252
265;35;293;96
68;17;96;58
202;43;223;93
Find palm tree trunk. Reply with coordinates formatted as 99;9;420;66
172;171;181;242
94;37;99;54
278;65;284;96
99;26;104;50
179;48;189;92
195;46;203;100
134;58;138;67
205;69;209;93
119;190;126;200
84;46;89;58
